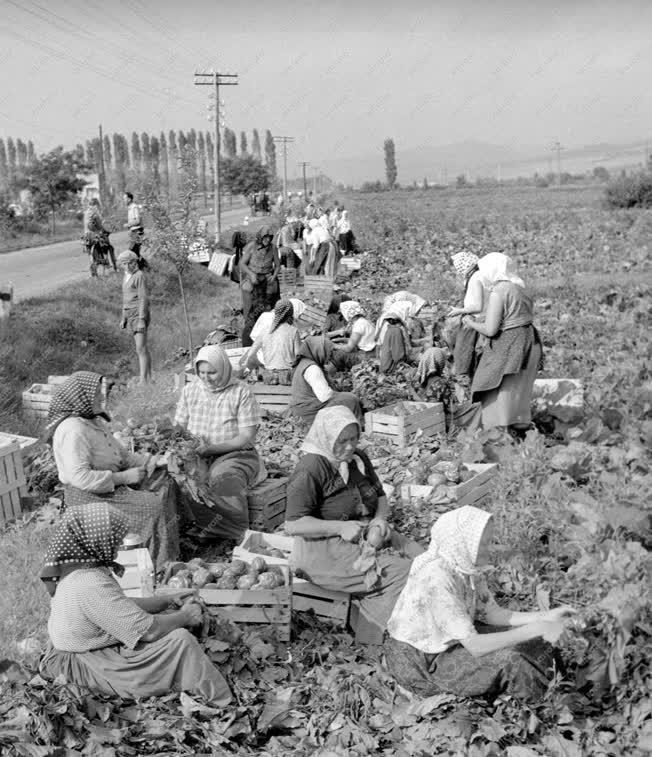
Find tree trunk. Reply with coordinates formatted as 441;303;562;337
177;270;194;359
50;203;56;236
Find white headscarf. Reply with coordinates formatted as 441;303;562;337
338;210;351;234
374;300;413;341
427;506;493;575
477;252;524;289
339;300;365;323
301;406;364;483
193;344;233;393
290;298;306;320
382;292;426;316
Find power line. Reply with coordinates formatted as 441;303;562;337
551;140;564;185
194;71;238;236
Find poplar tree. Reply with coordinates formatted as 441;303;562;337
251;129;261;161
131;132;142;175
27;140;35;166
140;132;151;177
16;139;27;170
240;131;248;155
264;130;276;177
0;139;7;188
384;138;397;189
7;138;17;183
159;131;169;199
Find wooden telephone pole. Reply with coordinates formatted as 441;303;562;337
194;71;238;236
273;136;294;205
298;161;309;197
551;141;564;186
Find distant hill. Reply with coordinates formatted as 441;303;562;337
321;139;650;187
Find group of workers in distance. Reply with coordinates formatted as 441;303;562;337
38;191;576;714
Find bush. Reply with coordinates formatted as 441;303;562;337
605;171;652;208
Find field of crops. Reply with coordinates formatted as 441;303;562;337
0;184;650;756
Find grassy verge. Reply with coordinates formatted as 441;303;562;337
0;221;84;254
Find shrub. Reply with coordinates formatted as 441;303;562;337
605;171;652;208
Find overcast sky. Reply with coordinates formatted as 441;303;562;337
1;0;651;177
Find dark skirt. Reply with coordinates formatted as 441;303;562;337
471;324;538;395
384;627;559;701
453;323;480;377
64;471;179;571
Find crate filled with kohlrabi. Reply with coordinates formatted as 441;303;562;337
400;448;498;509
156;556;292;641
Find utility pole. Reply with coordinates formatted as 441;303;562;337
312;166;320;197
194;71;238;236
98;124;106;205
298;161;309;197
551;140;564;186
273;136;294;205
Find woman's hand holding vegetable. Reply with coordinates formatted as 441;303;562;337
366;517;391;542
339;521;364;542
114;466;146;486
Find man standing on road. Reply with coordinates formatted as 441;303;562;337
124;192;145;264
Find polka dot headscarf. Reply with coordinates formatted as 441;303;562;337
44;371;109;442
40;503;129;596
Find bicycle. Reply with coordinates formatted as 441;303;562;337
83;231;116;277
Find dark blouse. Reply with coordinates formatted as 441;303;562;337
286;448;385;522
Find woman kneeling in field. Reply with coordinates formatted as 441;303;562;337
385;506;575;701
40;503;231;705
285;406;424;630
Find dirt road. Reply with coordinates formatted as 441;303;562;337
0;207;252;303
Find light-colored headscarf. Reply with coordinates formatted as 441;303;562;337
338;210;351;234
290;298;306;320
382;291;426;315
427;506;493;575
339;300;365;323
451;251;480;280
308;219;319;230
117;250;139;264
194;344;233;392
301;406;364;483
477;252;524;288
374;300;413;341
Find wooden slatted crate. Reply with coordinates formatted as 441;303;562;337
0;441;27;525
0;432;39;457
251;384;293;415
339;256;362;273
115;547;154;598
365;401;446;446
233;530;351;623
225;346;248;369
401;463;498;507
247;477;287;532
296;303;328;332
302;275;335;301
417;305;438;321
278;268;304;294
157;565;292;641
22;383;57;419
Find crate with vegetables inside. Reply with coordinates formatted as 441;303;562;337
233;530;351;623
365;400;446;446
157;557;292;641
401;462;498;508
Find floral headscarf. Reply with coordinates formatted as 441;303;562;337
451;252;480;280
194;344;233;392
44;371;108;442
477;252;524;288
293;336;334;368
271;299;295;331
417;347;448;385
301;406;364;483
40;503;128;596
427;506;493;575
339;300;365;323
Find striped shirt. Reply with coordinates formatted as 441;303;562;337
48;568;153;652
174;380;260;445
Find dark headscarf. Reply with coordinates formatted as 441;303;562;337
44;371;109;442
40;503;128;596
293;336;334;368
271;299;294;332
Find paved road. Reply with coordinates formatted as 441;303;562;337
0;207;251;303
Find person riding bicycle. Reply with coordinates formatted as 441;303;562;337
83;198;116;275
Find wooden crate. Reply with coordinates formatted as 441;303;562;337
296;303;328;332
278;268;304;294
247;477;287;532
233;530;350;622
157;565;292;641
22;383;57;419
0;432;39;457
365;401;446;446
0;441;26;525
225;346;248;369
400;463;498;507
302;275;334;301
47;375;70;385
251;384;293;415
417;306;438;321
339;256;362;273
115;547;154;598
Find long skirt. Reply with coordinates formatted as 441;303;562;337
453;323;479;377
339;230;354;253
384;628;559;702
40;628;231;705
64;472;179;571
304;242;331;275
184;449;261;541
472;325;541;428
292;531;424;629
324;241;341;277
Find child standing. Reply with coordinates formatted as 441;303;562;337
118;250;151;384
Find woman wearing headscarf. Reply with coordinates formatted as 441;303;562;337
48;372;178;570
462;253;541;431
118;249;151;384
447;252;490;387
375;301;420;374
289;336;363;424
385;506;575;701
243;298;305;376
257;299;302;385
286;407;424;629
239;226;280;346
329;301;377;371
337;210;355;254
174;345;263;541
39;503;231;705
304;219;332;275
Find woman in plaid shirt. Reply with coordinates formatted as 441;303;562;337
174;345;264;541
